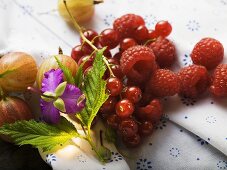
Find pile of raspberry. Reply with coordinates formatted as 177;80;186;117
71;14;225;147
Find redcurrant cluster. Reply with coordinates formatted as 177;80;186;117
70;14;173;147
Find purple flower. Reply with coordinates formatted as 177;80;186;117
40;69;86;124
41;69;63;93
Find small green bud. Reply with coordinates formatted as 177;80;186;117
53;98;66;112
55;82;67;97
41;92;56;102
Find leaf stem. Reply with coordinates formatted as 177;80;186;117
81;124;87;136
86;134;105;163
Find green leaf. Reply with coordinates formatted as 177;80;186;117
0;69;15;78
55;117;78;134
74;64;84;88
55;56;75;84
105;127;117;143
0;118;79;152
77;48;109;127
97;146;111;161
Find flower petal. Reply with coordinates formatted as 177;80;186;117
61;84;86;114
40;99;60;124
41;69;63;93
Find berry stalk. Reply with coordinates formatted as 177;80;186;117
63;0;115;77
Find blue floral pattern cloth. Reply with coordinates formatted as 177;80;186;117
0;0;227;169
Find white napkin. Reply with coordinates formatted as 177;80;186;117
1;0;227;169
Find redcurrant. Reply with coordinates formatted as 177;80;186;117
155;20;172;37
118;119;138;137
71;45;84;62
139;121;153;136
148;29;158;39
123;134;141;147
100;96;118;114
106;77;123;96
107;114;120;129
78;55;94;72
120;38;137;51
99;28;120;49
115;99;134;118
122;86;142;103
135;25;149;42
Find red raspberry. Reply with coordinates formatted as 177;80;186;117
149;37;176;68
210;64;227;97
136;99;162;124
120;45;156;84
148;69;180;97
191;38;224;70
178;65;209;98
113;14;145;39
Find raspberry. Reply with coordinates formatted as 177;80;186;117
148;69;180;97
136;99;162;124
178;65;209;98
149;37;176;68
191;38;224;70
210;64;227;97
113;14;145;39
120;45;156;84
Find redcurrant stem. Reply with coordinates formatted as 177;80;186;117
91;35;102;44
144;38;157;46
63;0;115;77
103;57;115;77
63;0;97;51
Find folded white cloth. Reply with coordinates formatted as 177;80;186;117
1;0;227;169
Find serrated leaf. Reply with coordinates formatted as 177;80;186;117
0;118;79;152
77;48;109;127
55;56;75;84
74;64;84;88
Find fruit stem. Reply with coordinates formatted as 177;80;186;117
27;86;56;99
102;57;115;77
63;0;115;78
58;47;63;54
63;0;97;51
27;86;42;95
144;38;156;46
93;0;104;5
